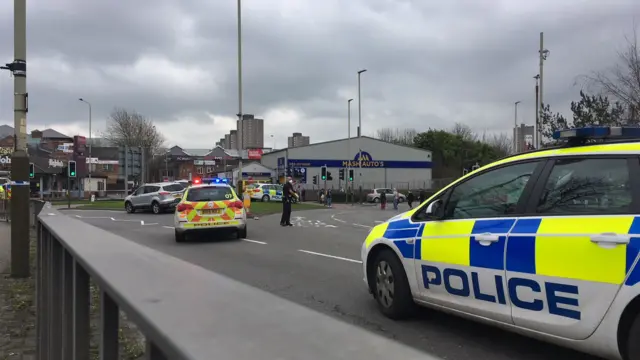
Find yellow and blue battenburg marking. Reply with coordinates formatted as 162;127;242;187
377;217;640;287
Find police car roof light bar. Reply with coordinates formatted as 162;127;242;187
552;126;640;142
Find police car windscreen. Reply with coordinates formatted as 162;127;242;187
186;187;234;202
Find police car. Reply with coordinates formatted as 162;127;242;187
248;183;284;202
361;127;640;360
174;181;247;242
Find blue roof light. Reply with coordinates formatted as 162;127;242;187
206;177;228;184
552;126;640;141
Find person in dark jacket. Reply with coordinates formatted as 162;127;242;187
418;189;426;204
380;191;387;210
407;191;415;209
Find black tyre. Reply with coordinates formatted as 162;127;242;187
262;195;270;202
373;197;380;203
151;201;161;214
175;230;185;243
626;313;640;360
237;226;247;239
371;249;415;320
125;201;135;214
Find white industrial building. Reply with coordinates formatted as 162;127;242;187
260;136;433;190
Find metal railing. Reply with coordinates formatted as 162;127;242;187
34;203;441;360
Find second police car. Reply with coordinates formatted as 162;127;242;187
361;127;640;360
248;183;284;202
174;179;247;242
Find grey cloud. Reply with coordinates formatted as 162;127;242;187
0;0;637;147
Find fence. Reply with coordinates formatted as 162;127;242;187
34;202;441;360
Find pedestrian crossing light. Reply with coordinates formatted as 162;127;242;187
339;168;345;181
312;175;318;185
68;160;77;178
321;166;327;180
348;169;354;182
327;171;333;181
29;162;34;179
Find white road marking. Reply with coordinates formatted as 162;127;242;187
242;239;267;245
374;220;384;223
163;226;175;229
352;223;372;229
141;221;158;226
298;250;362;264
325;224;337;228
330;213;347;223
65;209;123;213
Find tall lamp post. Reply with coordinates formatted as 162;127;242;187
538;32;549;149
79;98;92;194
236;0;244;193
513;101;521;153
357;69;366;201
347;98;353;199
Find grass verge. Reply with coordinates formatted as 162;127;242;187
248;201;322;216
0;230;145;360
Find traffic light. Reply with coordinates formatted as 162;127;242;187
29;163;34;178
321;166;327;180
312;175;317;185
68;160;77;177
339;169;345;180
327;171;333;181
348;169;354;182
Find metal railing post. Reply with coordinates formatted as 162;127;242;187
50;239;63;358
61;249;74;358
100;291;119;359
73;261;91;359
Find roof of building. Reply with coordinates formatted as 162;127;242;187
261;136;431;157
40;128;72;139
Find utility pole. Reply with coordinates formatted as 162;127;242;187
357;69;366;202
513;101;521;153
2;0;30;277
534;74;540;148
79;98;91;193
347;98;353;202
538;32;549;149
236;0;244;195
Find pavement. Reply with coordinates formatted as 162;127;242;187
0;223;9;273
65;204;604;360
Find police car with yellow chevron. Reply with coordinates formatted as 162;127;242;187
361;126;640;360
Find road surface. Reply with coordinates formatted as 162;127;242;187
65;205;604;360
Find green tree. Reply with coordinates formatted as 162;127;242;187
539;103;569;146
570;90;626;127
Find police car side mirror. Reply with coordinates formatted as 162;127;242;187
425;200;444;220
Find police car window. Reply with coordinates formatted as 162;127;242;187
536;158;631;214
445;161;539;219
186;187;234;202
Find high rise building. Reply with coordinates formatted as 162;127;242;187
513;124;535;153
288;132;310;148
229;130;238;150
237;114;264;149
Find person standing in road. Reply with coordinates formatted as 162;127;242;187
392;188;399;210
418;188;426;204
380;190;387;210
326;188;332;208
407;190;415;209
280;177;297;226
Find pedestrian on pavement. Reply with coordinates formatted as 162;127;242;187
393;188;399;210
407;191;415;209
326;188;332;208
380;190;387;210
280;177;297;226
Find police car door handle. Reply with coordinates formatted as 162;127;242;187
474;233;500;243
590;233;630;245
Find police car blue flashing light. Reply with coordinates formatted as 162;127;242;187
552;126;640;140
207;178;228;184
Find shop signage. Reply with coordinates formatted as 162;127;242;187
194;160;215;166
285;151;432;169
174;156;191;161
49;159;64;168
57;143;74;153
248;149;263;160
0;147;12;156
86;158;119;165
0;156;10;165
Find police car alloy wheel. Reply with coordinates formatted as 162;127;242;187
262;195;269;202
627;314;640;360
371;249;414;319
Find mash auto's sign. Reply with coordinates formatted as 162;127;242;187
0;156;10;165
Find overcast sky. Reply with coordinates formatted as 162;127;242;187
0;0;637;149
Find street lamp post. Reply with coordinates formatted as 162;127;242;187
357;69;366;201
236;0;244;194
347;98;353;200
514;101;521;153
538;32;549;149
79;98;92;194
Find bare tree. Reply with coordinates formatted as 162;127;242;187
450;122;477;142
376;127;418;146
483;133;513;157
102;108;165;152
583;23;640;122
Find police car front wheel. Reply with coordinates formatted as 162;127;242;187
626;313;640;360
370;249;415;319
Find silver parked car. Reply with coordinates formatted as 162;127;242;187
366;188;406;203
124;182;185;214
